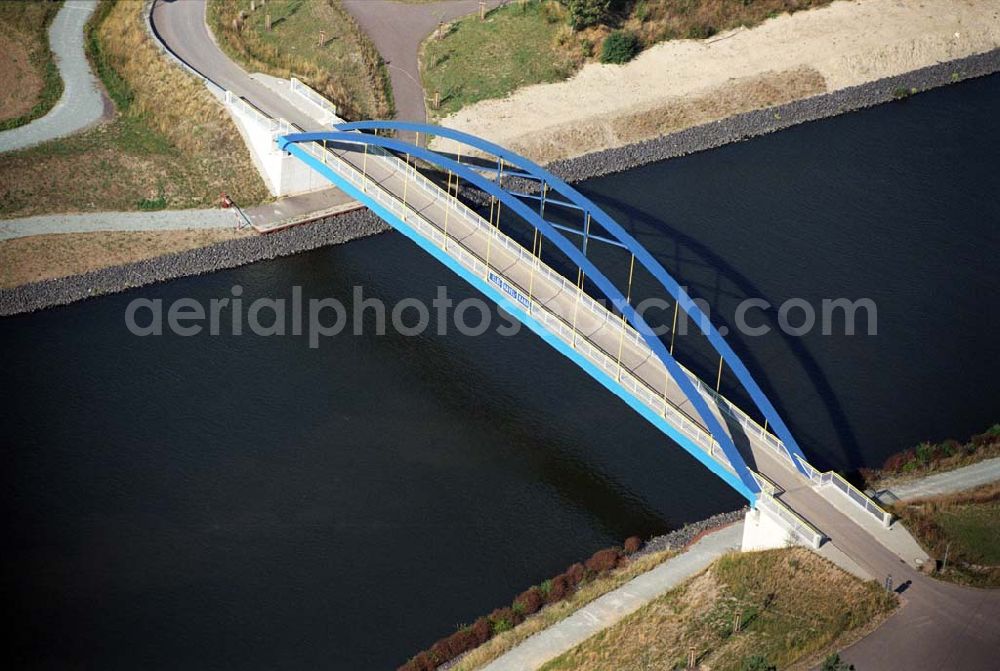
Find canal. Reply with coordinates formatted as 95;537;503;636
2;74;998;668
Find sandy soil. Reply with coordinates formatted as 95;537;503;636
0;228;249;289
433;0;1000;163
0;28;44;123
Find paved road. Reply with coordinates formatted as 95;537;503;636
0;0;106;153
342;0;504;126
151;0;320;132
887;457;1000;501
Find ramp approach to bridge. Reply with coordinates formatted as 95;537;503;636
275;121;928;565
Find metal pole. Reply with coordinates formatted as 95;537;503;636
616;254;636;381
716;356;724;392
669;300;679;354
402;157;410;212
362;143;368;193
527;228;539;312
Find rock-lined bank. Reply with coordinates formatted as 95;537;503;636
2;49;997;317
0;209;388;316
634;508;747;559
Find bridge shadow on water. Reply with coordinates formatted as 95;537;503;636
577;187;865;474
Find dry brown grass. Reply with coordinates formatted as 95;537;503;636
505;65;825;163
447;548;677;671
97;0;246;157
0;26;43;122
0;228;249;289
0;0;62;129
540;548;897;671
619;0;829;47
208;0;393;121
0;0;268;219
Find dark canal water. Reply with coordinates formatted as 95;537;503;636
2;74;998;669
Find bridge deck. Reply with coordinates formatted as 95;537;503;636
304;138;809;494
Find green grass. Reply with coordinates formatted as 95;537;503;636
419;0;830;117
0;1;64;131
207;0;393;121
935;505;1000;565
420;1;578;117
892;484;1000;587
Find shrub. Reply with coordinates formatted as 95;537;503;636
883;448;915;472
687;23;717;39
624;536;642;554
561;0;611;30
398;651;435;671
514;586;545;615
429;638;452;664
489;607;515;634
565;562;586;586
546;574;569;603
447;628;478;657
585;547;621;573
915;441;937;464
471;616;491;645
600;30;639;64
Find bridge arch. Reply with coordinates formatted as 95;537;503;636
278;129;767;500
336;120;810;479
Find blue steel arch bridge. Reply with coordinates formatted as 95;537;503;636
276;120;894;548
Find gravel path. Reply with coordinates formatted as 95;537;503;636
0;208;389;317
0;0;106;154
0;209;235;241
883;457;1000;501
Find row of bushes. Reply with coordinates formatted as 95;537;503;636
862;424;1000;484
399;536;644;671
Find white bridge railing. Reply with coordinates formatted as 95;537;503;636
290;77;339;125
289;133;890;534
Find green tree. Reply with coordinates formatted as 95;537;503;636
561;0;612;30
600;30;639;64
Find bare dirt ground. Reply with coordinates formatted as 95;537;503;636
0;29;43;122
0;228;249;289
433;0;1000;163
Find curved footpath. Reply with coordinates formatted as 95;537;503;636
0;0;105;154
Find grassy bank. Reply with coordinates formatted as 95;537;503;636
0;228;250;290
420;0;829;118
0;1;63;130
207;0;393;121
891;483;1000;588
0;0;267;219
540;548;896;671
862;424;1000;489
